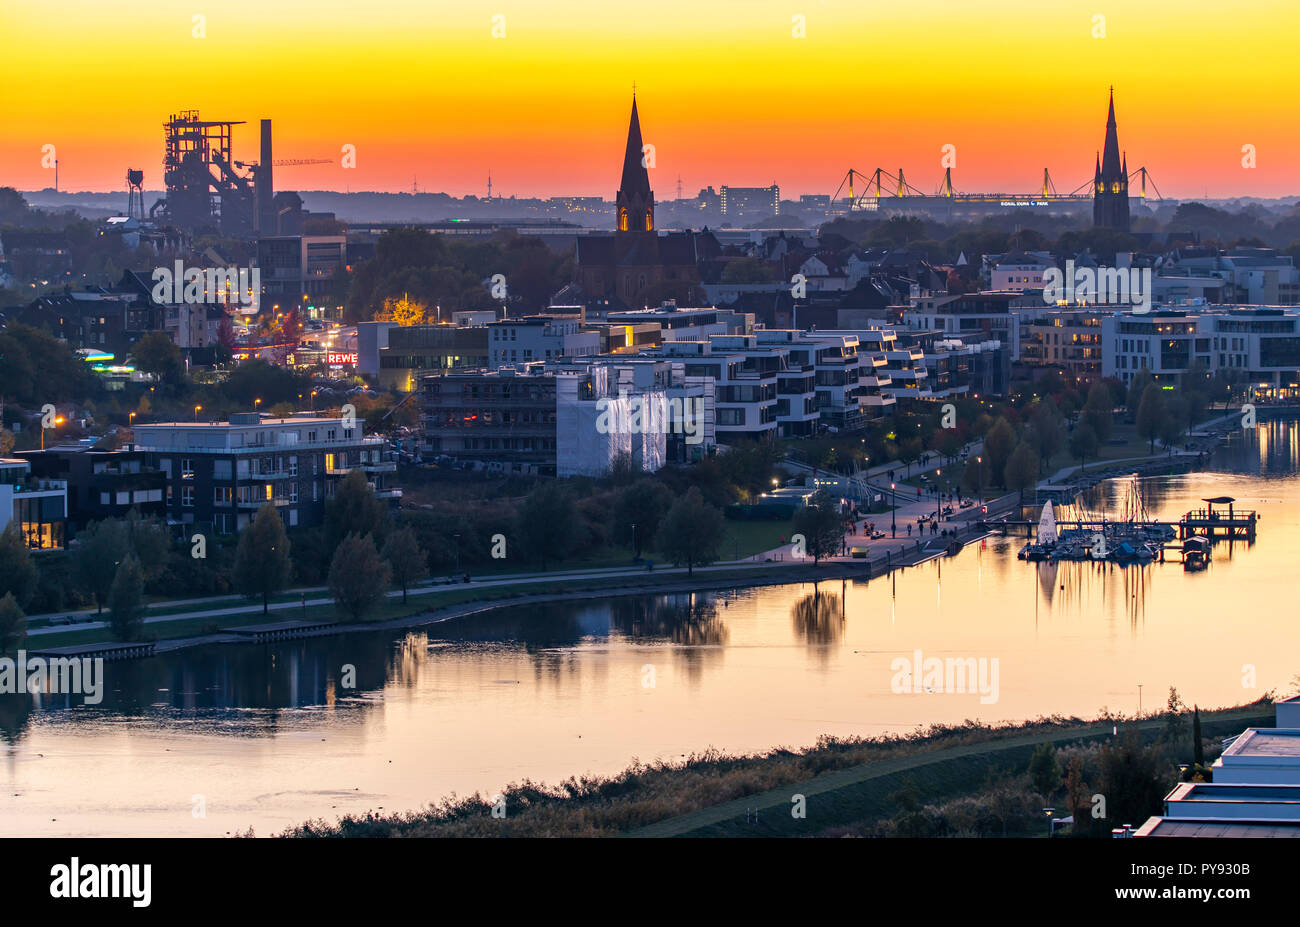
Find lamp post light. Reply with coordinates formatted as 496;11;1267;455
935;468;942;522
976;455;983;503
631;522;637;559
1043;806;1056;838
454;533;461;574
193;404;202;422
890;482;897;538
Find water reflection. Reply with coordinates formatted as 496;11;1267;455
790;585;845;653
4;418;1299;836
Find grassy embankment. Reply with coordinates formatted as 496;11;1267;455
273;701;1276;838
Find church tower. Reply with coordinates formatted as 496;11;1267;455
616;96;654;233
1093;88;1131;233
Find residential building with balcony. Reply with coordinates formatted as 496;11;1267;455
1022;310;1106;382
131;413;397;534
0;458;68;550
17;443;165;530
486;313;601;367
419;370;558;475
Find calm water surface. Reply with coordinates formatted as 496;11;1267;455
3;422;1299;836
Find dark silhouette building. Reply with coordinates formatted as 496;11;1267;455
1093;89;1131;233
571;96;716;308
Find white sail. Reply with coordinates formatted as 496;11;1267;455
1038;500;1058;545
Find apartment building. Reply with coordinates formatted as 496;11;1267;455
18;443;165;529
420;370;558;475
375;324;492;392
1101;307;1300;393
486;314;601;366
0;458;68;551
1022;310;1106;381
131;413;397;534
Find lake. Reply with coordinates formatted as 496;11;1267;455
3;419;1297;836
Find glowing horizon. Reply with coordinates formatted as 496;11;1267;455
2;0;1297;200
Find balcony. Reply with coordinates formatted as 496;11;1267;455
363;460;397;473
237;497;290;509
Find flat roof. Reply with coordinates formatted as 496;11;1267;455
1136;817;1300;837
1223;728;1300;759
1167;782;1300;803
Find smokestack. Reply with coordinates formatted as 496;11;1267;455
257;119;274;235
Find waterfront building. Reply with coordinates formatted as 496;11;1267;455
1101;306;1300;393
131;413;397;534
0;457;68;550
17;443;165;530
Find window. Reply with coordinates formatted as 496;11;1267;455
181;458;194;478
181;485;194;507
214;486;233;505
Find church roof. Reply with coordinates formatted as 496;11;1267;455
619;98;652;200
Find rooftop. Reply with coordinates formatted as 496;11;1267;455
1135;818;1300;838
1222;728;1300;759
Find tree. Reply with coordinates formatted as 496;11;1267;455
1126;368;1154;417
376;293;428;326
1029;399;1065;468
130;331;186;389
1100;731;1169;827
0;592;26;656
1164;686;1188;742
123;509;172;584
107;554;146;641
518;481;579;570
791;490;843;564
1069;421;1099;471
983;418;1015;487
1028;742;1061;797
74;518;130;614
234;503;293;613
1004;441;1040;504
1082;382;1114;445
381;525;426;603
655;486;726;575
329;533;391;622
0;522;37;609
324;468;388;553
1063;755;1093;837
1192;706;1205;768
1136;384;1165;452
614;479;673;558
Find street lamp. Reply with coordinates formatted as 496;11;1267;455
310;389;318;411
193;404;202;422
935;468;942;522
976;455;983;503
890;482;896;538
1043;807;1055;838
40;416;64;451
453;533;461;574
254;397;262;413
631;522;637;559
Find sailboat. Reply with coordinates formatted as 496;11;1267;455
1038;500;1059;547
1020;501;1059;561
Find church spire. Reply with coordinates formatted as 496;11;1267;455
1093;88;1131;233
616;95;654;232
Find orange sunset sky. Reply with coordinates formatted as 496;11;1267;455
1;0;1297;200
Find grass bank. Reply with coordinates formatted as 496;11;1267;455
273;700;1276;838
